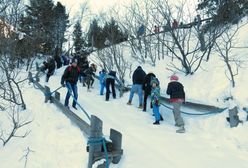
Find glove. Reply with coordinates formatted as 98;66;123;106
155;99;159;106
61;82;65;87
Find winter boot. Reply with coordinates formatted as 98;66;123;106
160;115;164;121
153;121;160;125
176;126;185;133
72;105;77;110
175;123;180;127
138;104;143;109
127;101;132;105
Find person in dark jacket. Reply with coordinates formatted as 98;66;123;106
61;55;70;66
105;70;118;101
166;75;185;133
42;56;56;82
127;66;146;108
61;58;83;109
54;47;62;69
84;63;96;91
142;72;156;111
81;60;89;86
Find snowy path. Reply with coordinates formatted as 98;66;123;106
42;69;248;168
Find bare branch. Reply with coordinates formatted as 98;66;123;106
19;147;35;168
0;107;32;146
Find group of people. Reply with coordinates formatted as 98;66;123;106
58;58;186;133
59;57;120;109
126;66;186;133
60;58;100;109
98;69;120;101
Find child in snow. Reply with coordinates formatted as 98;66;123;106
150;77;162;125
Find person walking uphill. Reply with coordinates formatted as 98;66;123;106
105;70;118;101
41;56;56;82
142;72;156;112
84;63;97;91
127;66;146;108
61;58;83;110
166;75;186;133
99;69;106;95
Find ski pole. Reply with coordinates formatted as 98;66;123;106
50;86;63;95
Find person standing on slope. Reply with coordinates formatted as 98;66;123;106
105;70;121;101
127;66;146;109
166;75;186;133
142;72;156;112
150;77;163;125
99;69;106;95
61;58;83;110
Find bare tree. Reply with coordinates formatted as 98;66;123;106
0;106;32;146
0;0;11;15
149;0;220;75
19;147;35;168
0;54;26;109
215;23;248;88
95;43;132;84
120;0;157;64
0;2;29;109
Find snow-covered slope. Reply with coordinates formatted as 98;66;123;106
1;66;247;168
1;18;248;168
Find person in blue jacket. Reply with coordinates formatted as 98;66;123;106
150;77;162;125
99;69;106;95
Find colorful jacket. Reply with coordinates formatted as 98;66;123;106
151;86;161;106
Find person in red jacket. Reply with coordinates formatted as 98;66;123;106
61;58;83;110
172;19;178;29
166;75;185;133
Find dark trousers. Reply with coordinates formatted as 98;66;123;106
45;70;54;82
106;78;116;101
86;76;94;90
143;91;150;111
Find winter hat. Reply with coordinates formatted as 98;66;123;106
71;58;78;64
170;75;179;81
150;77;159;86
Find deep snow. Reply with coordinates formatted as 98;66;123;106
1;8;248;168
1;63;248;168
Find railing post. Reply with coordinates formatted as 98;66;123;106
44;86;51;103
88;115;103;168
35;72;40;82
28;72;34;83
110;129;122;164
228;106;241;127
54;91;60;101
